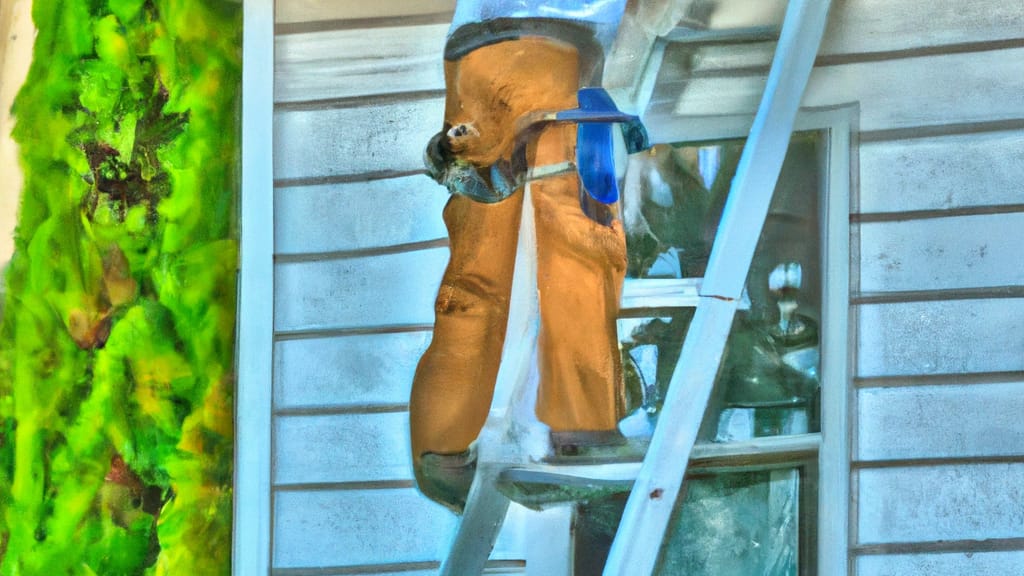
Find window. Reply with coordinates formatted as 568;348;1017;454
577;110;851;575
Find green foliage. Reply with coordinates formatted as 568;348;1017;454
0;0;241;572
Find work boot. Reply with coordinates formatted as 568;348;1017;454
415;447;477;515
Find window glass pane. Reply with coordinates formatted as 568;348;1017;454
573;465;816;576
621;133;824;441
656;468;807;576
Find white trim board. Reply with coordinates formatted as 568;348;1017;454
234;0;276;573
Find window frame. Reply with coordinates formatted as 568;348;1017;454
632;105;853;576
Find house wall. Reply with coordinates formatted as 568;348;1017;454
270;2;574;574
270;0;1023;573
834;4;1023;573
643;0;1022;573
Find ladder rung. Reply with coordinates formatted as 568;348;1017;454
620;277;751;312
496;463;638;510
496;434;820;508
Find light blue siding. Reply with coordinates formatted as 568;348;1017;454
856;299;1024;378
857;552;1024;576
859;131;1024;214
274;248;447;333
274;412;413;485
858;380;1024;461
858;463;1024;545
273;98;443;181
274;175;448;256
858;213;1024;293
274;331;432;410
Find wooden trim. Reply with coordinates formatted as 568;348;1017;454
234;0;275;574
853;537;1024;556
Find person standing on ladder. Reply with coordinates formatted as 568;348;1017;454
410;0;633;513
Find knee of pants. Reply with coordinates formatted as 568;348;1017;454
433;274;511;321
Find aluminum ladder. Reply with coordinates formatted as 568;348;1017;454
440;1;833;573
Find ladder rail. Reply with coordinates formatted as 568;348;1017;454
440;185;546;575
603;0;833;573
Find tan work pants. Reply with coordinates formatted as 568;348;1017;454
409;37;627;460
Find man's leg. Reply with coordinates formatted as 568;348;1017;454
409;192;522;512
410;192;522;460
410;36;626;510
530;128;627;439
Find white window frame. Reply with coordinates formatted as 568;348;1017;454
634;105;854;575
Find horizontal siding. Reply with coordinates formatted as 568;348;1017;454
274;247;447;333
274;0;1024;107
277;49;1024;187
273;97;444;182
275;0;453;26
857;463;1024;545
662;47;1024;131
858;130;1024;214
274;175;448;255
273;489;527;569
822;0;1024;54
274;331;431;410
274;412;412;485
857;380;1024;461
857;212;1024;293
856;298;1024;378
666;0;1024;62
268;1;1024;573
857;551;1024;576
269;4;488;573
275;25;446;103
273;489;453;569
274;24;446;103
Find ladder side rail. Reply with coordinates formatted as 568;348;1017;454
440;185;544;575
603;1;833;574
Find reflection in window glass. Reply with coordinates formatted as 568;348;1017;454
656;468;810;576
620;133;824;442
